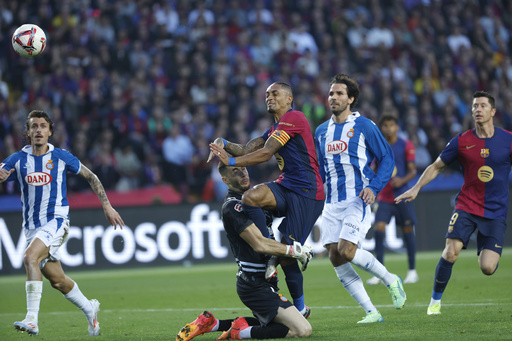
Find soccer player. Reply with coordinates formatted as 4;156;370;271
367;115;419;285
0;110;125;336
176;163;312;341
208;82;325;317
314;74;406;324
395;91;511;315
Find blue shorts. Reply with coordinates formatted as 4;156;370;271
446;209;506;255
266;182;324;244
375;201;416;227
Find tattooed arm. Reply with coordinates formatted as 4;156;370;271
79;164;125;230
207;137;266;163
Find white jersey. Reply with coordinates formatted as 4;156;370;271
314;112;394;204
0;144;81;229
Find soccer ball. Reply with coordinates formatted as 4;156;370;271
12;24;47;58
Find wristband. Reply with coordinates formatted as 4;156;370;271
285;245;293;257
222;138;227;147
228;158;236;166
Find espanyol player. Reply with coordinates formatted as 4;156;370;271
0;110;125;336
314;74;406;324
396;91;512;315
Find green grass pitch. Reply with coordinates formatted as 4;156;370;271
1;249;511;340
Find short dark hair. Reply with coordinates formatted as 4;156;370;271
25;110;54;144
273;82;294;108
379;115;398;128
218;162;228;177
330;74;360;109
473;91;495;109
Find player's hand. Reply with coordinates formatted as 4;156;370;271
104;206;125;230
395;188;419;204
209;143;230;165
207;137;226;163
359;187;376;206
286;241;314;271
0;168;14;183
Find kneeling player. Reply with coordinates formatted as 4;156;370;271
176;163;312;340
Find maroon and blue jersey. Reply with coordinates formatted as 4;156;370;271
378;138;416;204
440;128;512;220
260;110;325;201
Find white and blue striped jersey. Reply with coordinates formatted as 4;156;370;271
315;112;394;204
0;144;81;229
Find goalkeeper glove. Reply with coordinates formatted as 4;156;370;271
286;241;314;271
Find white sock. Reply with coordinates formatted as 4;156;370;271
430;298;441;306
64;282;92;317
239;327;252;339
26;281;43;322
351;248;395;286
335;263;376;312
210;320;220;332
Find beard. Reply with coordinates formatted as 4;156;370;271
331;102;349;116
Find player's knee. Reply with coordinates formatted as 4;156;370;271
241;190;259;206
480;264;497;276
23;251;40;268
291;321;312;338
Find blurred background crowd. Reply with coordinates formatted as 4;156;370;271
0;0;511;202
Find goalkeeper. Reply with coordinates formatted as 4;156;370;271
176;163;312;341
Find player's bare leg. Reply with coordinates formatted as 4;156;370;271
478;249;500;275
14;238;49;335
272;306;312;337
43;261;100;335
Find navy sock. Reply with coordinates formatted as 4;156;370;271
432;257;454;300
281;262;304;311
403;231;416;270
374;230;385;264
241;204;269;237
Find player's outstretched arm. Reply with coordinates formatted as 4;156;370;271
395;156;447;204
206;136;265;163
79;164;125;230
240;224;313;270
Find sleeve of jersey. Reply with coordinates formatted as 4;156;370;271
0;156;17;182
366;123;395;195
270;111;304;146
224;203;254;235
61;149;81;174
405;139;416;163
314;126;326;182
439;135;459;165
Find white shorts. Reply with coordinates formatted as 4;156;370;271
320;197;372;247
25;219;70;269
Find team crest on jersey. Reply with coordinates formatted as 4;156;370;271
347;129;355;138
46;160;54;170
480;148;489;158
234;203;243;212
326;140;348;155
25;172;52;186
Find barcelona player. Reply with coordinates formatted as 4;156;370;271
396;91;511;315
315;74;406;324
0;110;125;336
367;115;418;285
208;82;325;317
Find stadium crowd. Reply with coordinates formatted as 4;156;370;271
0;0;511;202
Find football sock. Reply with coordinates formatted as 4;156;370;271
335;263;377;312
432;257;454;300
64;282;92;316
25;281;43;322
403;231;416;270
352;248;395;286
251;322;289;339
281;262;305;311
241;204;269;237
374;230;385;264
218;319;233;331
240;327;253;339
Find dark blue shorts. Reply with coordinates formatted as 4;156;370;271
236;271;293;326
375;201;416;227
446;209;506;255
266;182;324;244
